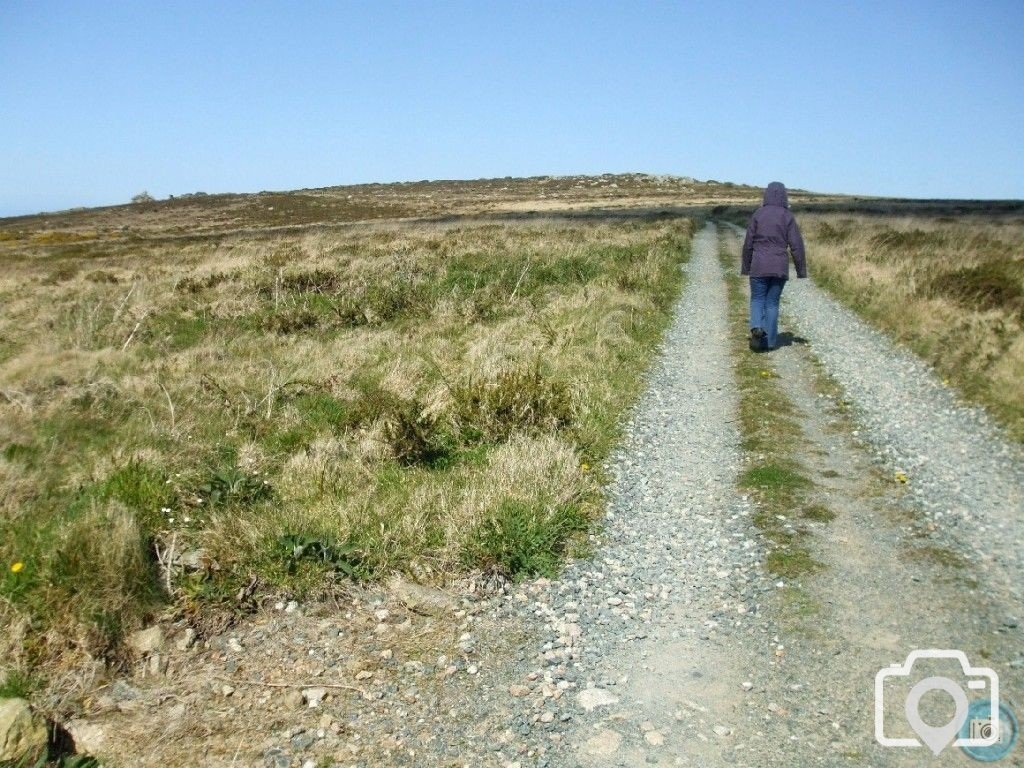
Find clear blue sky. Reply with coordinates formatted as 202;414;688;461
2;1;1022;216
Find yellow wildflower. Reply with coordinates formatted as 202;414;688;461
10;562;24;574
894;471;908;484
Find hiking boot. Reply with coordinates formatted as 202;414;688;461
749;327;765;352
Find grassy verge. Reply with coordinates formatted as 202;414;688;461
0;216;694;677
799;212;1024;441
716;227;824;581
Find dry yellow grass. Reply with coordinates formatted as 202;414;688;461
800;211;1024;439
0;203;695;678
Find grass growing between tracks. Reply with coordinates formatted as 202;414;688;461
0;216;694;677
717;228;825;581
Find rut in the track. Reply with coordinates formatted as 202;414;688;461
551;221;761;767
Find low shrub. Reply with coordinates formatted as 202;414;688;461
281;268;342;294
814;221;852;244
379;396;454;466
261;307;320;334
451;364;574;443
176;272;233;294
196;466;273;507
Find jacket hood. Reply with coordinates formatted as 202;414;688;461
762;181;788;208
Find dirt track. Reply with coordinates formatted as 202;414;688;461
70;223;1023;767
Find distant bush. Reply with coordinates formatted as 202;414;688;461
131;191;155;204
868;227;947;250
815;222;852;244
934;259;1024;314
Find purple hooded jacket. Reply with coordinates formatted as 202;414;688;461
741;182;807;279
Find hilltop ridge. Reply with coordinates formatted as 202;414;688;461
0;173;799;238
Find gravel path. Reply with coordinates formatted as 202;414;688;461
748;291;1022;767
730;220;1024;602
521;222;768;766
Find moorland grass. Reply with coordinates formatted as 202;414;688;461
0;216;694;676
800;212;1024;440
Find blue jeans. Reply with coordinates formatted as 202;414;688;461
749;276;787;349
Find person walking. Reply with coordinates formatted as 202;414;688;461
741;181;807;351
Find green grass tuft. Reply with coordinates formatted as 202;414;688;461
739;464;811;500
0;669;38;699
801;503;837;522
463;499;588;579
766;546;824;578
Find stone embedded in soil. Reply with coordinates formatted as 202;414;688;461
110;680;141;702
264;747;290;767
0;698;48;764
302;687;327;707
577;688;619;712
175;627;197;651
389;576;459;616
583;728;622;756
66;719;107;755
644;729;666;746
290;731;315;751
127;625;164;655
